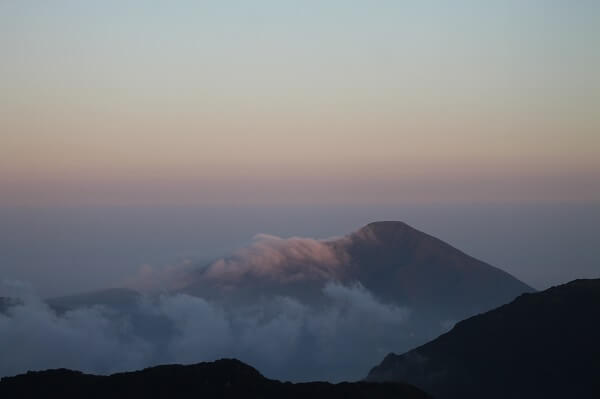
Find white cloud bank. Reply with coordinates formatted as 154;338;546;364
0;280;409;382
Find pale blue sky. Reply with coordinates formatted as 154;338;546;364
1;1;599;206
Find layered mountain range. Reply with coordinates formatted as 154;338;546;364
3;279;598;397
1;221;534;381
2;221;596;396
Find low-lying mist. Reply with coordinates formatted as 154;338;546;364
0;279;410;382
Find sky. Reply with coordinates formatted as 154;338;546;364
0;2;598;296
1;1;599;206
0;3;599;381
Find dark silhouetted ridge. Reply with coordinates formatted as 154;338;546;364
366;278;600;399
0;359;430;399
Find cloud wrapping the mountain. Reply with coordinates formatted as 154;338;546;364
0;280;409;381
129;234;350;293
205;234;348;283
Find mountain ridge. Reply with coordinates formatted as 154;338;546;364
366;278;600;398
0;359;430;399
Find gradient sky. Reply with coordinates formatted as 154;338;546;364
1;1;599;206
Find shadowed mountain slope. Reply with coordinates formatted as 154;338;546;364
367;278;600;399
340;221;534;317
0;359;430;399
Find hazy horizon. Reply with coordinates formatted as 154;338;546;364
2;203;598;298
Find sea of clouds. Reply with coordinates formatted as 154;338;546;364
0;235;414;382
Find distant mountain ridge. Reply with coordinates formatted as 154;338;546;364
0;359;430;399
366;278;600;398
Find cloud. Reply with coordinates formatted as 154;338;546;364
155;294;233;364
0;234;424;381
0;281;151;376
126;234;352;296
0;280;411;382
203;234;349;283
323;282;408;323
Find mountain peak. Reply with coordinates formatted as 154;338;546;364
364;221;415;230
351;220;435;246
353;221;425;243
344;220;534;315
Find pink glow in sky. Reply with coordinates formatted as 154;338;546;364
1;1;599;206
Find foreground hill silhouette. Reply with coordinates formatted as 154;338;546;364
367;278;600;398
0;359;430;399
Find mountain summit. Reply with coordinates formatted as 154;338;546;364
354;221;422;240
342;221;534;317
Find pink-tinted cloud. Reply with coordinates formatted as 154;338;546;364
203;234;349;284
